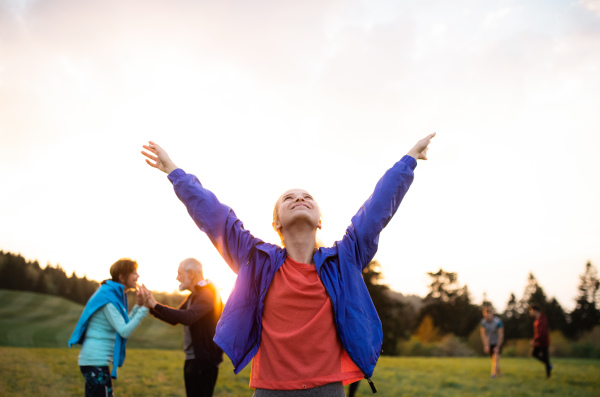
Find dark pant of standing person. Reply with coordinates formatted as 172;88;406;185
184;359;219;397
532;346;552;377
80;366;113;397
348;380;360;397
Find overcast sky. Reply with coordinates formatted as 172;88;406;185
1;0;599;311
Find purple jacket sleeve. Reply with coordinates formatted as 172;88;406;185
339;155;417;269
167;169;261;274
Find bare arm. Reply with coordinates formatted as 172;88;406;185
141;141;179;174
497;327;504;347
480;327;490;354
406;132;436;160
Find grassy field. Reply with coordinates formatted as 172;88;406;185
2;289;600;396
0;289;183;349
0;347;599;396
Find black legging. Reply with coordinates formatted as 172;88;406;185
532;346;552;376
184;359;219;397
348;381;359;397
80;366;113;397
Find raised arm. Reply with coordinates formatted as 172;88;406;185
141;141;264;274
141;141;178;174
406;133;436;161
339;133;435;268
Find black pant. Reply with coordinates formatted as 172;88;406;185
532;345;552;376
348;381;360;397
184;359;219;397
80;366;113;397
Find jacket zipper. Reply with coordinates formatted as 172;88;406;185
237;245;275;372
319;267;378;394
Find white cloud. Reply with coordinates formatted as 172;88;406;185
0;0;599;311
483;7;514;28
580;0;600;17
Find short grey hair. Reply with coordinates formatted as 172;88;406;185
180;258;203;278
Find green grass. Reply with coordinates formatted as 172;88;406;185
0;347;599;396
0;289;183;349
2;289;600;396
372;357;600;396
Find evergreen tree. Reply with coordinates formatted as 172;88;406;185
0;250;97;305
503;273;567;340
567;262;600;338
502;292;529;340
419;268;480;338
522;273;566;334
0;252;31;291
362;261;403;355
67;272;87;304
522;273;548;307
546;297;567;335
33;271;49;294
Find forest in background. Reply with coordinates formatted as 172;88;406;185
1;249;598;357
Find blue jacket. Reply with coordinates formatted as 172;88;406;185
167;155;417;380
69;280;129;378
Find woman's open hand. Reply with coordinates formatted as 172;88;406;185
141;141;178;174
407;132;436;160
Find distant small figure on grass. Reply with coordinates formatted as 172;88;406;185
529;305;553;378
68;258;150;397
479;306;504;379
143;258;224;397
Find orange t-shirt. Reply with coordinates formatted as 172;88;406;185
249;256;364;390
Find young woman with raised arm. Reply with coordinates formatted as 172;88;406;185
141;133;435;396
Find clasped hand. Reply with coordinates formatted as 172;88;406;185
135;284;157;309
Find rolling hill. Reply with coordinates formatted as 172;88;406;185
0;289;183;349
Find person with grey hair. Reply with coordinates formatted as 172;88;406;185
144;258;223;396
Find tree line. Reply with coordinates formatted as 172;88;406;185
0;250;183;308
362;260;599;355
1;249;598;356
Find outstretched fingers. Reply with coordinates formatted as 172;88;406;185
141;150;159;168
407;132;436;160
141;149;158;161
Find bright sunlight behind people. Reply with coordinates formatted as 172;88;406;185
1;0;599;309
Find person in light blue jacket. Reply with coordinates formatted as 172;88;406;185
69;258;149;397
142;133;434;395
